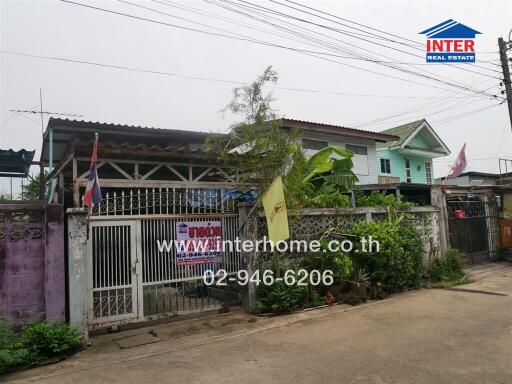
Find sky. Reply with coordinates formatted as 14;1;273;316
1;0;511;195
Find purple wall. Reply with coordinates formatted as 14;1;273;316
0;203;65;327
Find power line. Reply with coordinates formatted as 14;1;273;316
61;0;502;99
206;0;502;97
432;101;505;126
275;0;502;77
353;77;499;128
2;49;489;100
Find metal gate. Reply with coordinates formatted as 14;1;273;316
447;197;500;263
86;188;241;328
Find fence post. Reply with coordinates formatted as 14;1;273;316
238;203;258;313
431;185;449;254
44;204;65;321
67;208;89;339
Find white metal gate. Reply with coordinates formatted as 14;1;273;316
87;221;140;327
87;209;241;327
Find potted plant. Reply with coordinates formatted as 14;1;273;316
345;268;371;305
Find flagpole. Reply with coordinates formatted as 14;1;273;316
237;177;279;233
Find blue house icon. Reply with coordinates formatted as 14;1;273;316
420;19;481;39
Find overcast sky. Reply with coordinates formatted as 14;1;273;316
1;0;511;194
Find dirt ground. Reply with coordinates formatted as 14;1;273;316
4;263;512;384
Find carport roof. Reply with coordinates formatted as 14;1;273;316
41;118;225;164
0;148;35;177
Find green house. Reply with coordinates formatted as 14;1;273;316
377;119;450;184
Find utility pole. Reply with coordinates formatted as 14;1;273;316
498;36;512;130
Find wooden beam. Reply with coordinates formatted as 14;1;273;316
77;178;247;189
107;161;134;180
77;161;106;181
47;151;74;180
165;165;188;181
141;164;163;180
215;167;236;183
75;157;236;169
73;157;80;207
193;167;212;182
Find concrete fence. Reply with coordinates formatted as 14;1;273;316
239;205;441;311
0;202;65;328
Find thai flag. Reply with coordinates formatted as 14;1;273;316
447;143;467;179
83;133;102;208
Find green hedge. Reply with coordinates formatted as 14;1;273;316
0;320;83;373
347;218;424;292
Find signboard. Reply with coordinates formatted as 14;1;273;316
504;193;512;219
176;221;222;266
419;19;481;63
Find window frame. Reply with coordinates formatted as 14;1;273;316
380;158;391;174
302;139;328;151
425;161;432;184
346;144;368;156
405;158;412;183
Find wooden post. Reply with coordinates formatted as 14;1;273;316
39;162;45;200
72;157;80;207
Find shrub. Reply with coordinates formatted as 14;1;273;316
347;218;424;292
0;348;31;374
0;318;16;350
0;320;83;373
356;191;415;208
306;191;351;208
256;274;323;314
301;239;353;284
20;321;83;359
427;248;464;283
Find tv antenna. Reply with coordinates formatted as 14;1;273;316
9;89;82;138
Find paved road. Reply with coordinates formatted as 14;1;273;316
5;266;512;384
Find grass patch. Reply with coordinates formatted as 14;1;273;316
431;275;472;289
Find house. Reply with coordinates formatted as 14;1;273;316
273;119;399;184
376;119;450;184
42;118;247;333
435;171;511;186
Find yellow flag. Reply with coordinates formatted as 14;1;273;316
262;176;289;244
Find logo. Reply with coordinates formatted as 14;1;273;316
269;201;285;223
177;223;188;234
419;19;481;63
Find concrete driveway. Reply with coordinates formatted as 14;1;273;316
4;264;512;384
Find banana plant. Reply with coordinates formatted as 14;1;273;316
302;146;358;193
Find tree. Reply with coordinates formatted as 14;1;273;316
284;146;358;209
21;173;46;201
207;66;298;193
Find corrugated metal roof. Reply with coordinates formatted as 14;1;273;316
278;118;400;142
0;149;35;177
42;118;221;163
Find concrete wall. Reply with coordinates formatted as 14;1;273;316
0;203;65;328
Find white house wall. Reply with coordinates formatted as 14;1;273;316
297;131;378;184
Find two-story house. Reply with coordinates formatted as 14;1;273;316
376;119;450;184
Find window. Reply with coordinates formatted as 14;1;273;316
380;158;391;174
302;139;328;150
425;161;432;184
346;144;368;155
405;159;412;183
